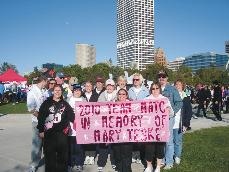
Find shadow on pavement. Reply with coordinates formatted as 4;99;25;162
3;165;27;172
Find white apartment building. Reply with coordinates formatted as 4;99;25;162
76;44;96;68
117;0;154;70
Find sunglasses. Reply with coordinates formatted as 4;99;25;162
49;83;56;85
152;87;159;90
133;79;140;81
158;75;167;78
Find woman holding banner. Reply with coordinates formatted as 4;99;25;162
112;88;133;172
68;84;85;172
144;82;172;172
97;79;117;172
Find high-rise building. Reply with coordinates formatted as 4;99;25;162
226;41;229;54
184;52;229;72
117;0;154;71
76;44;96;68
167;57;185;71
154;48;167;66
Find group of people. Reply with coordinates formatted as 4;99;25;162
26;71;193;172
191;81;227;121
0;81;27;104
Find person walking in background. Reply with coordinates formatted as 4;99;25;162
112;88;133;172
37;84;75;172
212;80;222;121
144;82;172;172
68;84;85;172
26;75;48;172
196;83;207;117
157;70;183;170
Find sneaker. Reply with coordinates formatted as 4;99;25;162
132;158;137;163
163;164;173;170
154;167;160;172
175;157;181;165
76;166;83;172
136;158;142;164
192;114;198;119
144;167;153;172
84;156;90;165
88;156;95;165
27;166;36;172
111;165;116;169
97;167;103;172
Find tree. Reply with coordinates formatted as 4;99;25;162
0;62;18;74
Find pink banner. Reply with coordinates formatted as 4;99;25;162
74;98;169;144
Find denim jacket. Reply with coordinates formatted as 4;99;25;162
128;86;149;100
162;84;183;116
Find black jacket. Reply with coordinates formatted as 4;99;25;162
37;97;75;136
181;96;192;128
84;88;105;102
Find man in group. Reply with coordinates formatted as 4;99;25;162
90;76;105;102
158;70;183;170
27;75;48;172
212;80;222;121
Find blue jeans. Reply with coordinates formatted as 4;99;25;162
173;128;183;158
31;122;42;167
164;117;175;166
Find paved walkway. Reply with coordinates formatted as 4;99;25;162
0;113;228;172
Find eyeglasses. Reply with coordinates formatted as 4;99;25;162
133;79;140;81
152;87;159;90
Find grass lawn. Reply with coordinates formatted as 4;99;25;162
164;126;229;172
0;102;29;114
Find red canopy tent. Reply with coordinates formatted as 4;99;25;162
0;68;27;82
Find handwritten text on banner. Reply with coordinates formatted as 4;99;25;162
74;99;169;144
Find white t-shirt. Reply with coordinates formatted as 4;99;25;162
85;92;92;101
68;96;84;136
27;85;46;122
173;91;184;129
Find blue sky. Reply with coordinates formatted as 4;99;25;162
0;0;229;75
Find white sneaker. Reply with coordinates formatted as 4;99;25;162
76;166;83;172
163;164;173;170
144;167;153;172
84;156;90;165
111;164;116;169
136;158;142;164
89;156;95;165
154;167;160;172
132;158;137;163
98;167;103;172
175;157;181;165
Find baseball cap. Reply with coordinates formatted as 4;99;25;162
157;70;168;78
105;79;115;86
72;84;82;90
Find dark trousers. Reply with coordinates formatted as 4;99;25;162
84;144;96;157
212;102;222;120
196;103;206;116
97;144;115;167
44;132;68;172
225;97;229;113
68;136;84;167
145;142;165;161
112;143;133;172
